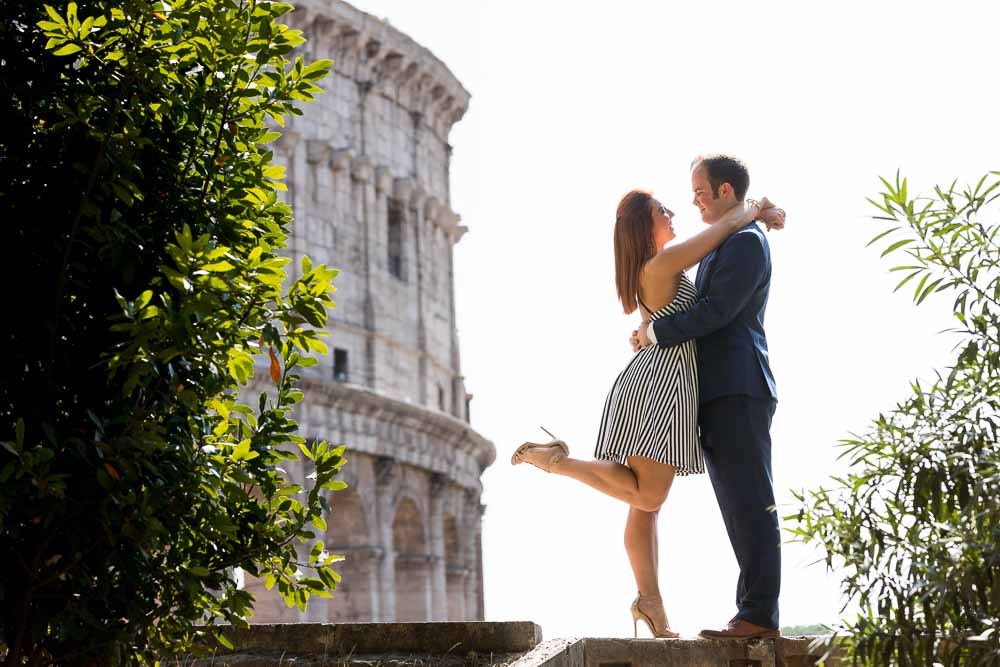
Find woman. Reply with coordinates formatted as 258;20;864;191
511;190;785;638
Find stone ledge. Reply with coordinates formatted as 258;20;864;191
178;626;845;667
205;622;541;656
512;635;844;667
178;651;522;666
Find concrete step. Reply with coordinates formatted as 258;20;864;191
512;636;841;667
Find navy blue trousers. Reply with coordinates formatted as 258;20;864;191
699;395;781;629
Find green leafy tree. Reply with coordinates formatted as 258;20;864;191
0;0;345;664
790;172;1000;665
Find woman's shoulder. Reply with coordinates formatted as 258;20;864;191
641;251;683;279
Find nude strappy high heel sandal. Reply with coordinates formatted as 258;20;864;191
631;593;680;639
510;427;569;471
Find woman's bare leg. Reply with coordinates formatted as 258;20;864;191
625;506;660;597
520;448;676;512
624;464;676;634
622;459;674;593
519;446;679;632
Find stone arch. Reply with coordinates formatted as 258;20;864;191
392;480;429;524
328;487;372;547
393;496;430;621
326;488;376;622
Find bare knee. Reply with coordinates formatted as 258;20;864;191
626;458;676;513
633;489;668;513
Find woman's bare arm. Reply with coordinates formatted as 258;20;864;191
642;201;760;282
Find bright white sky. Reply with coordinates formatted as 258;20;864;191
346;0;1000;638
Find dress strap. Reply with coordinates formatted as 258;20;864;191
638;294;655;316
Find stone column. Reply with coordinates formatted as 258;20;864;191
352;156;377;390
463;488;485;620
374;456;398;621
365;546;383;621
442;208;466;418
410;186;429;407
330;147;353;273
475;505;486;621
422;554;435;622
450;569;468;621
375;166;394;208
421;197;442;408
428;473;448;621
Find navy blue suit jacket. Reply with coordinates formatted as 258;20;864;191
651;221;777;405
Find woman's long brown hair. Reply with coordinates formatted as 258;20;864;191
614;190;657;314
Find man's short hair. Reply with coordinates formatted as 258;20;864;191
692;154;750;201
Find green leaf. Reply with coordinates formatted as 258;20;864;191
43;4;65;25
265;108;286;127
911;272;930;302
300;59;333;81
202;261;235;272
866;227;901;247
52;43;82;56
894;270;923;293
232;439;251;461
916;278;944;305
881;238;915;258
0;441;21;458
262;164;285;180
135;290;153;310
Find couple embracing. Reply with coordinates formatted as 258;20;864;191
513;155;785;640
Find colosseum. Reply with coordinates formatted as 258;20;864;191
243;0;495;623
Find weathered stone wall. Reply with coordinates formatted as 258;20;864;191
242;0;493;624
271;0;469;409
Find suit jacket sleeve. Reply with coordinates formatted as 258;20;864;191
652;231;766;347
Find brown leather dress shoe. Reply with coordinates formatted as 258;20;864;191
699;617;779;640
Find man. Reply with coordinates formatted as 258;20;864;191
633;155;781;639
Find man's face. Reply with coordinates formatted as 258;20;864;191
691;165;731;224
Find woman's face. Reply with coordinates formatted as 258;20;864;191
650;198;675;248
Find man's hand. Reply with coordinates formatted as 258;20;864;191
631;321;651;352
757;196;786;232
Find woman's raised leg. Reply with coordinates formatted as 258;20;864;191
520;447;676;512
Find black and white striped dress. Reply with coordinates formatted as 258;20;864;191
593;273;704;476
